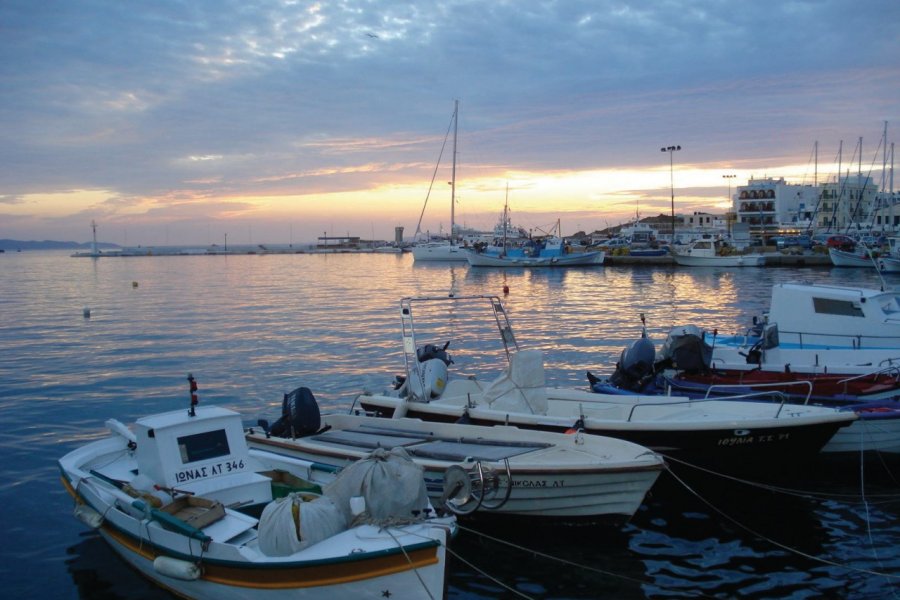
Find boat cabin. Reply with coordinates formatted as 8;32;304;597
133;406;273;508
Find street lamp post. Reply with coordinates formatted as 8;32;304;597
723;174;736;237
661;145;682;243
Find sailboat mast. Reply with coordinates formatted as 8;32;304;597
450;100;458;244
502;182;509;252
814;141;818;187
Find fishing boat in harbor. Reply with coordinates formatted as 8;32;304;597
465;218;604;268
247;397;663;521
59;381;455;600
710;282;900;369
671;239;765;267
354;296;856;473
592;321;900;454
829;246;879;267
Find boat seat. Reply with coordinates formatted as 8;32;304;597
442;378;484;399
482;350;548;415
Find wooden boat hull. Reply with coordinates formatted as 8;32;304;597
247;414;662;521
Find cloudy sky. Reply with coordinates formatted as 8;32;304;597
1;0;899;246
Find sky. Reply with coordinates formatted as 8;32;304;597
1;0;899;246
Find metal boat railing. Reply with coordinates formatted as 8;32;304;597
399;295;519;401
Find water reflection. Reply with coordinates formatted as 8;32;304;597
4;252;900;599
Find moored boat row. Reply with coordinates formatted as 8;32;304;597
61;281;900;598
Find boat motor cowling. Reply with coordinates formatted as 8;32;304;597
410;342;452;400
608;335;657;392
269;386;322;438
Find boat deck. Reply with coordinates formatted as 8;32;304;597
310;425;550;462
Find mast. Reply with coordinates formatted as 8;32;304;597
91;220;98;256
814;140;818;187
502;182;509;254
450;99;458;245
837;140;843;229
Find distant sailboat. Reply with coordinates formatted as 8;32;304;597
412;101;467;262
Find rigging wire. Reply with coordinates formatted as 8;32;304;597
414;108;456;238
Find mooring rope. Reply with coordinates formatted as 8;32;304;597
456;524;713;598
660;452;900;505
663;463;900;579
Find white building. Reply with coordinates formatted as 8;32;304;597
734;177;819;238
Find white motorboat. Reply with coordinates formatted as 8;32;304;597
247;404;664;521
829;246;878;267
354;296;856;474
710;282;900;371
411;240;467;261
592;318;900;455
59;387;455;600
671;240;765;267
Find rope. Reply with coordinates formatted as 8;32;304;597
384;527;436;600
660;453;900;505
663;463;900;579
456;524;713;598
444;543;535;599
858;434;900;597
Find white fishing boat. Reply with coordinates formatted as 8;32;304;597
354;296;857;474
829;247;877;267
710;282;900;370
412;101;466;262
591;319;900;455
671;239;765;267
59;384;455;600
247;406;664;521
877;255;900;272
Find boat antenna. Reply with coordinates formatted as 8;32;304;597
187;373;199;417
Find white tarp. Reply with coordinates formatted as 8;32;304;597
324;447;430;525
481;350;548;414
257;494;346;556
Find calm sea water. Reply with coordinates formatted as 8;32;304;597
2;250;899;599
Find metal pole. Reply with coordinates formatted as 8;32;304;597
661;145;681;242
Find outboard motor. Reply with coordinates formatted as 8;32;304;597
607;317;657;392
409;342;453;400
268;386;322;438
658;325;712;373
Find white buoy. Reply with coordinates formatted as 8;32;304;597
153;556;201;581
83;307;91;319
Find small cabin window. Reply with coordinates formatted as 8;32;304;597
812;297;864;317
177;429;230;464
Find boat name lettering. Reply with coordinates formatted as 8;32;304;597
175;459;245;483
511;480;564;488
717;433;790;446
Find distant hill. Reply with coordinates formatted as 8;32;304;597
0;239;120;251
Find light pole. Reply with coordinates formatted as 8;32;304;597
661;145;681;243
723;174;736;237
